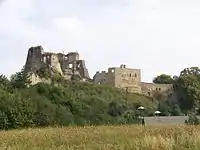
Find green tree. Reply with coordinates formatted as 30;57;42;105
158;101;171;116
153;74;174;84
0;74;13;92
171;104;182;116
10;67;31;89
185;113;200;125
180;67;200;76
173;67;200;113
0;69;157;129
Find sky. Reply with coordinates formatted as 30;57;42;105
0;0;200;82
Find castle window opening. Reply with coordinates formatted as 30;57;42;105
130;73;131;77
29;50;32;56
159;88;161;91
43;57;46;63
135;73;137;77
156;88;158;91
69;64;73;68
111;69;114;73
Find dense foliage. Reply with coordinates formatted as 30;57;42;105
153;74;174;84
1;65;200;129
173;67;200;114
153;66;200;116
0;68;156;130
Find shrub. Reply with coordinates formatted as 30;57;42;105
185;113;200;125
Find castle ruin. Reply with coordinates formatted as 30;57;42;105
93;64;173;96
24;46;172;97
25;46;90;84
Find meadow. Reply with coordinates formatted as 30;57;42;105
0;125;199;150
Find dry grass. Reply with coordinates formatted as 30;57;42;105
0;125;200;150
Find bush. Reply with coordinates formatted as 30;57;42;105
185;113;200;125
171;104;182;116
0;70;157;130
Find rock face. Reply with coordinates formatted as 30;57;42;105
24;46;90;84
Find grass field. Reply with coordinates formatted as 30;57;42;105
0;125;200;150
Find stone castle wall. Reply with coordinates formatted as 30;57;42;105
93;64;173;96
141;82;173;96
25;46;90;84
93;64;142;93
25;46;172;96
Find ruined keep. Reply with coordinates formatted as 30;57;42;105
25;46;90;84
93;64;142;93
93;64;173;96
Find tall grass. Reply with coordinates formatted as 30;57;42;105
0;125;199;150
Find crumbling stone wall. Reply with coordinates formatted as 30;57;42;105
24;46;91;84
93;71;108;84
93;64;173;96
93;64;142;93
42;53;63;75
141;82;173;96
25;46;44;72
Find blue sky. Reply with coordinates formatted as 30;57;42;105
0;0;200;82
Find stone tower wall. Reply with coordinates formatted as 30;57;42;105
141;82;173;96
25;46;44;72
93;65;173;95
66;52;79;63
93;71;108;84
42;53;63;75
93;65;142;93
24;46;91;84
111;66;142;93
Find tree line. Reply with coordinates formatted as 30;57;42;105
153;67;200;116
0;66;199;129
0;67;157;130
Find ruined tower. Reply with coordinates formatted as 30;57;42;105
93;64;142;93
93;64;173;96
25;46;44;72
24;46;91;84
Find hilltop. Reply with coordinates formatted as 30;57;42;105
0;46;200;129
0;70;157;129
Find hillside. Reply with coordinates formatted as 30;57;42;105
0;71;156;129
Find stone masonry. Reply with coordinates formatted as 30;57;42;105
25;46;90;84
93;64;173;96
24;46;172;96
